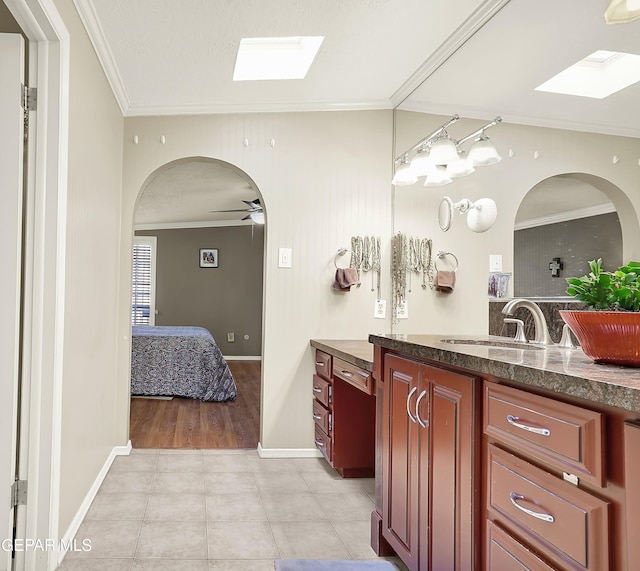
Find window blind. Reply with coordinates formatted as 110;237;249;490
132;241;153;325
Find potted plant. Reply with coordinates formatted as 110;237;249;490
561;258;640;366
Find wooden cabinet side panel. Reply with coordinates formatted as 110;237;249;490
624;420;640;565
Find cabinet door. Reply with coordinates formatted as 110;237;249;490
382;354;421;571
422;364;477;571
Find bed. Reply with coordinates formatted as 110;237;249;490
131;325;237;401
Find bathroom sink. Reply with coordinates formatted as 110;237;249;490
440;338;544;350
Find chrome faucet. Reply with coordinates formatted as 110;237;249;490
501;299;553;345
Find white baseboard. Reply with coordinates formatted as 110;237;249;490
57;440;132;566
224;355;262;361
257;443;322;458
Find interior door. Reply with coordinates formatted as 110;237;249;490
0;32;25;571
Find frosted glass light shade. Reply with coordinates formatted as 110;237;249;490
424;165;452;187
468;136;502;166
429;137;459;165
250;211;265;224
392;160;418;186
446;150;475;178
410;148;433;177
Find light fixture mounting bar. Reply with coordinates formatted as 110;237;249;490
395;114;460;162
455;116;502;147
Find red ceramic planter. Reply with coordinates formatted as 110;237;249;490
560;310;640;367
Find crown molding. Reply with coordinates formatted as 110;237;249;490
73;0;130;114
515;203;617;231
134;219;257;231
390;0;511;108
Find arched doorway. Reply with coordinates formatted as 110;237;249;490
129;157;265;449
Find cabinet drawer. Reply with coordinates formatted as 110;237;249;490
315;350;332;381
312;374;332;408
314;425;332;463
484;382;604;486
333;357;372;394
313;399;331;436
488;445;608;570
487;520;556;571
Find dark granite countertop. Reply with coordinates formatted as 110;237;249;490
368;333;640;413
310;339;374;372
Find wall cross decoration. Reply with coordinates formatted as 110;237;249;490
549;257;564;278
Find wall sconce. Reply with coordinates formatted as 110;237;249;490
438;196;498;233
392;115;502;187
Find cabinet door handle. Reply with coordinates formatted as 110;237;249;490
313;413;322;420
406;387;418;423
340;370;353;377
314;439;325;447
506;415;551;437
313;386;322;393
415;389;428;428
509;492;554;523
315;361;325;366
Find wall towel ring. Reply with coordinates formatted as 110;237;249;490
334;248;355;269
435;251;459;272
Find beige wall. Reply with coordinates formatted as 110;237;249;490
120;111;394;451
54;0;124;534
136;225;264;356
393;110;640;336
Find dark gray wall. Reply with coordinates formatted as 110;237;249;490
136;225;264;356
514;212;622;297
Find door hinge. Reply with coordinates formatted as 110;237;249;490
10;480;27;508
21;85;37;112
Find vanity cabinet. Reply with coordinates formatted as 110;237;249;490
312;349;375;477
378;353;478;571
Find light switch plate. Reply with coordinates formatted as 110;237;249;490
374;299;387;319
396;300;409;319
489;254;503;272
278;247;292;268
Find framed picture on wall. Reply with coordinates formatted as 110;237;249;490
199;248;219;268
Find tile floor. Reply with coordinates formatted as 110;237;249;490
57;449;408;571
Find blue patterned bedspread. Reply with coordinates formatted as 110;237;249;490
131;326;237;401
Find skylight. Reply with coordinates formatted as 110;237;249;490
535;50;640;99
233;36;324;81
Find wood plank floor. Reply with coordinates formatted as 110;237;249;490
129;360;261;449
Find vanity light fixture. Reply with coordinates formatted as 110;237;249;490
249;211;265;224
392;115;502;186
438;196;498;233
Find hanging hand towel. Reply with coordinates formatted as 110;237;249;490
332;268;360;291
435;270;455;293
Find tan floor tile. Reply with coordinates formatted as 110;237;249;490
130;449;159;455
247;456;300;473
132;559;208;570
110;455;158;472
318;493;375;521
99;471;155;494
260;493;326;522
270;521;350;559
300;471;367;494
292;457;337;474
145;493;206;521
204;472;257;494
202;449;248;455
155;448;204;455
86;493;148;520
66;520;141;559
206;521;280;559
57;559;133;570
203;454;252;473
151;471;205;494
205;492;267;521
332;520;378;559
358;478;375;495
157;453;204;472
208;561;275;571
253;472;309;493
135;521;207;559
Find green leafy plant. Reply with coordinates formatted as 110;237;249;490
566;258;640;311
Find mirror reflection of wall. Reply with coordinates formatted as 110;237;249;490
513;174;622;298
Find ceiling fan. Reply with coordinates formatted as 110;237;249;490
209;198;264;223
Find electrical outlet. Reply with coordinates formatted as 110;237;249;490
227;332;235;342
374;299;387;319
278;247;292;268
489;254;503;272
396;300;409;319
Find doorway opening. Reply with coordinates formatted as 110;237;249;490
129;157;265;450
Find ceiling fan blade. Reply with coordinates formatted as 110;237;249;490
208;208;251;213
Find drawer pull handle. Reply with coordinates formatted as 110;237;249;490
415;389;428;428
315;361;325;366
506;415;551;437
314;439;325;447
509;492;555;523
406;387;418;423
313;386;322;393
340;370;354;377
313;413;322;420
